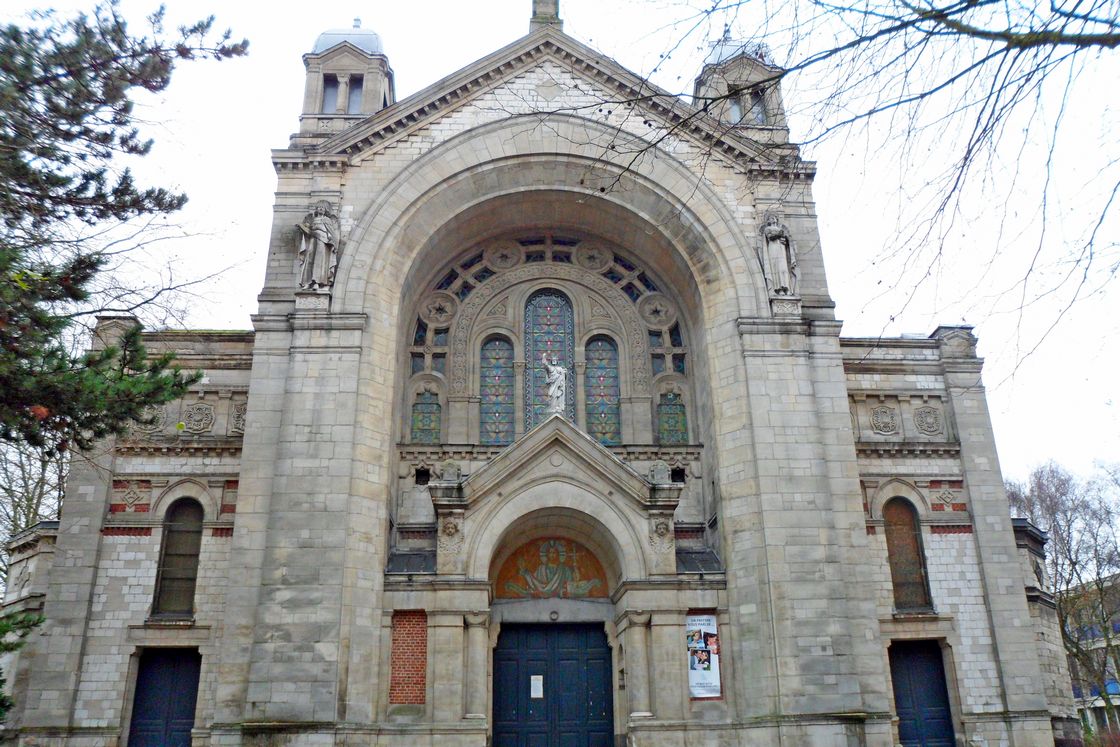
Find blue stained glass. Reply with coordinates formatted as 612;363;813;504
461;252;483;269
480;337;515;446
524;289;575;428
657;392;688;445
622;283;641;302
413;318;427;346
411;392;441;443
614;254;637;272
585;337;621;445
473;267;496;283
456;282;474;300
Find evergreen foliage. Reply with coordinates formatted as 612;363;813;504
0;613;41;722
0;2;247;450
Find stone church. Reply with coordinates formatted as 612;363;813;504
0;3;1079;746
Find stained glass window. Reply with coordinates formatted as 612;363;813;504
525;289;575;428
657;392;688;445
480;337;515;446
585;337;621;445
411;392;441;444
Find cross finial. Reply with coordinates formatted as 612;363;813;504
353;18;361;29
530;0;563;31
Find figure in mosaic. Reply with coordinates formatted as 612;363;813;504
297;201;340;289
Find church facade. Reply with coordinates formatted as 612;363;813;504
1;5;1079;746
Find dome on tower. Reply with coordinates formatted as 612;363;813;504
312;19;384;56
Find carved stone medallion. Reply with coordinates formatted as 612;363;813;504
437;515;464;556
638;292;677;327
484;242;522;270
181;403;215;434
870;406;898;435
574;242;612;272
132;406;166;435
419;291;459;326
914;406;942;436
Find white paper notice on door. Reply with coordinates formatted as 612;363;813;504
530;674;544;699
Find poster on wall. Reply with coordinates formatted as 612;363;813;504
685;613;721;698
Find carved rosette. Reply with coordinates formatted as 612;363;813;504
913;406;943;436
575;242;613;272
770;298;801;317
484;242;522;270
181;403;215;434
419;291;459;326
870;406;898;435
638;293;677;327
132;406;166;436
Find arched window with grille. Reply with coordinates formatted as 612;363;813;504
480;336;515;446
883;497;933;612
152;498;204;617
585;336;621;445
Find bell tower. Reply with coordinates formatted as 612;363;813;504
297;19;395;139
693;28;789;144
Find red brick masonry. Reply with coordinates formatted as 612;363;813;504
388;610;428;705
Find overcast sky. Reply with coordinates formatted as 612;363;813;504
6;0;1117;481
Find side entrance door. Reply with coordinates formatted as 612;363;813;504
493;623;613;747
127;648;201;747
888;640;956;747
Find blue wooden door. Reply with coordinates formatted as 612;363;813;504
889;640;956;747
493;624;613;747
128;648;201;747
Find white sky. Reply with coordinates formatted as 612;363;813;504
5;0;1117;481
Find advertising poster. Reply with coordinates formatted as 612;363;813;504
685;613;721;698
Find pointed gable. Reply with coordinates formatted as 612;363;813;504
311;26;789;168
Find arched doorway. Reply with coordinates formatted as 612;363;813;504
491;536;615;746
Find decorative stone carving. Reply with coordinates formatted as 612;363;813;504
121;483;145;511
294;291;330;309
648;460;671;484
870;406;898;435
132;406;166;435
419;291;458;326
770;298;801;317
759;212;799;297
181;403;216;434
935;489;955;505
296;201;341;290
914;406;943;436
575;242;612;272
484;242;522;270
229;402;247;435
648;518;674;554
438;460;462;482
487;296;509;317
542;353;567;415
437;515;463;552
638;292;677;327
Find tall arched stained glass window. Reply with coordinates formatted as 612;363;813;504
585;336;621;445
524;289;575;428
411;391;441;444
480;337;515;445
657;391;688;445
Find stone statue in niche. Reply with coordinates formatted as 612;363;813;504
296;201;341;290
760;212;799;296
542;353;567;415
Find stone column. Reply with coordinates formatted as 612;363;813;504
622;611;653;719
464;612;490;719
335;73;351;114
